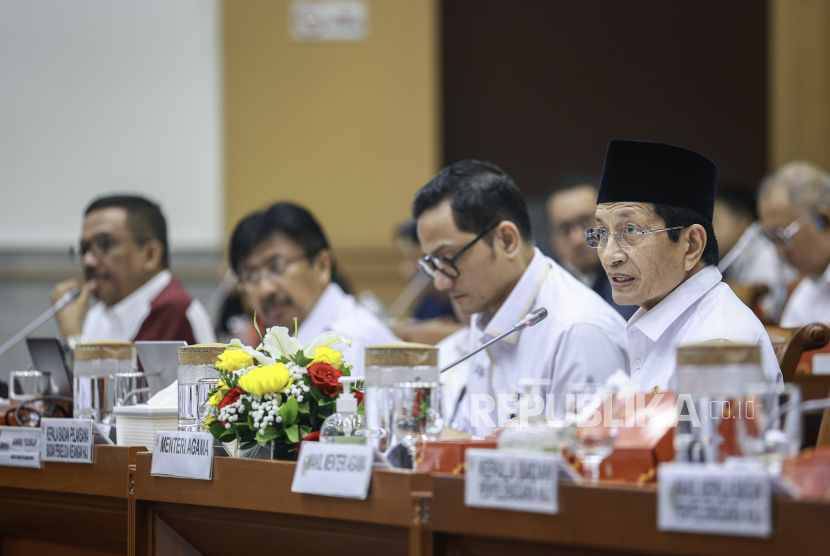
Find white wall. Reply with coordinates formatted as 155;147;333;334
0;0;222;251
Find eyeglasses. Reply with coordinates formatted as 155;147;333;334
69;233;142;263
417;222;498;280
238;253;309;287
762;211;816;250
584;225;684;248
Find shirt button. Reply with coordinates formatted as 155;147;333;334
634;359;642;369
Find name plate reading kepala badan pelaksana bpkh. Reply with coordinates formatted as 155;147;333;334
40;418;94;463
150;430;214;480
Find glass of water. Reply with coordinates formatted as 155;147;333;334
565;382;620;483
392;381;443;461
10;370;52;427
735;382;801;475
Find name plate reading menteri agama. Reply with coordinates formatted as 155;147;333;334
150;430;214;480
464;449;560;515
41;418;93;463
658;463;772;538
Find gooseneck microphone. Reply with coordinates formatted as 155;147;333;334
0;287;83;359
440;307;548;374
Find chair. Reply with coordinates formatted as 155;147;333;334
818;388;830;447
765;324;830;382
725;281;769;310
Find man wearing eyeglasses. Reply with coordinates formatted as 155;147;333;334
51;195;215;345
758;161;830;328
229;202;398;376
413;160;629;437
591;140;781;393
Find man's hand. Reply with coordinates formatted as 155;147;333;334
51;279;90;339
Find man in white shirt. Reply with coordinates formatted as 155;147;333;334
413;160;629;437
757;161;830;328
591;140;782;393
229;202;399;376
51;195;215;345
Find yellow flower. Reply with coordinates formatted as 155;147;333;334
216;348;254;372
208;381;228;406
203;415;218;429
238;363;293;396
310;346;344;364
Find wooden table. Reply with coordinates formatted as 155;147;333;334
130;454;432;556
430;474;830;556
0;445;142;556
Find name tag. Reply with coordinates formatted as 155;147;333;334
0;426;42;468
150;431;214;480
291;442;373;499
41;418;93;463
658;463;772;538
465;449;559;514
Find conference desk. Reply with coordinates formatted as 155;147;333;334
0;445;142;556
2;451;828;556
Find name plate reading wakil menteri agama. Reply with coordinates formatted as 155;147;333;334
291;442;374;500
41;418;93;463
150;430;214;480
464;448;560;515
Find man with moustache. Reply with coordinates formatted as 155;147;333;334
589;140;782;392
229;202;398;376
413;160;628;437
52;195;215;344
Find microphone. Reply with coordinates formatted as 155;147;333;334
0;286;83;359
440;307;548;374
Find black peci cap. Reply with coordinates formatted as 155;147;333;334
597;140;719;220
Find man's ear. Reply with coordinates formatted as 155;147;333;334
495;221;522;259
312;249;334;285
683;224;707;270
141;239;164;272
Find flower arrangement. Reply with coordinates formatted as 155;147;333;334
205;320;362;459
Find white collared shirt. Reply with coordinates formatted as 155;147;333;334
627;265;782;392
780;261;830;327
299;283;400;377
82;270;215;344
453;248;629;437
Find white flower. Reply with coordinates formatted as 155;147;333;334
303;331;353;359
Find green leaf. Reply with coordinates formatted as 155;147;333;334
285;424;299;443
219;431;236;443
299;424;312;437
256;426;279;445
253;311;263;343
209;421;226;438
318;395;334;407
279;396;299;425
240;440;257;450
298;400;310;414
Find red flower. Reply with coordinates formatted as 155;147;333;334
296;430;320;459
218;386;244;410
353;389;364;405
307;362;344;397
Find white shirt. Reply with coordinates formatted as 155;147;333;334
718;222;792;319
83;270;215;344
780;261;830;327
453;249;630;437
299;283;400;377
627;265;782;392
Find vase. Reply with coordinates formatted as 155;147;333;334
221;439;295;460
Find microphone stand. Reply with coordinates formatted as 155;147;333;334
0;287;82;359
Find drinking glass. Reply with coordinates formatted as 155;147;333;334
10;370;52;427
392;381;443;460
178;366;219;432
113;372;150;407
565;382;620;483
735;382;801;475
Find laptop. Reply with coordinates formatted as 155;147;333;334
135;341;187;396
25;337;73;398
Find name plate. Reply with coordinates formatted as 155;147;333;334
0;426;42;468
292;442;373;499
41;418;93;463
150;431;214;480
465;449;559;514
658;463;772;538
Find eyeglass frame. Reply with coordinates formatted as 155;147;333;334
584;225;685;249
237;252;311;288
417;222;499;280
69;233;149;264
762;210;818;250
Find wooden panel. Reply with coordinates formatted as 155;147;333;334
442;0;768;196
133;453;430;528
769;0;830;170
431;474;830;556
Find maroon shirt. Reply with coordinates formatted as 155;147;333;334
133;276;198;345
